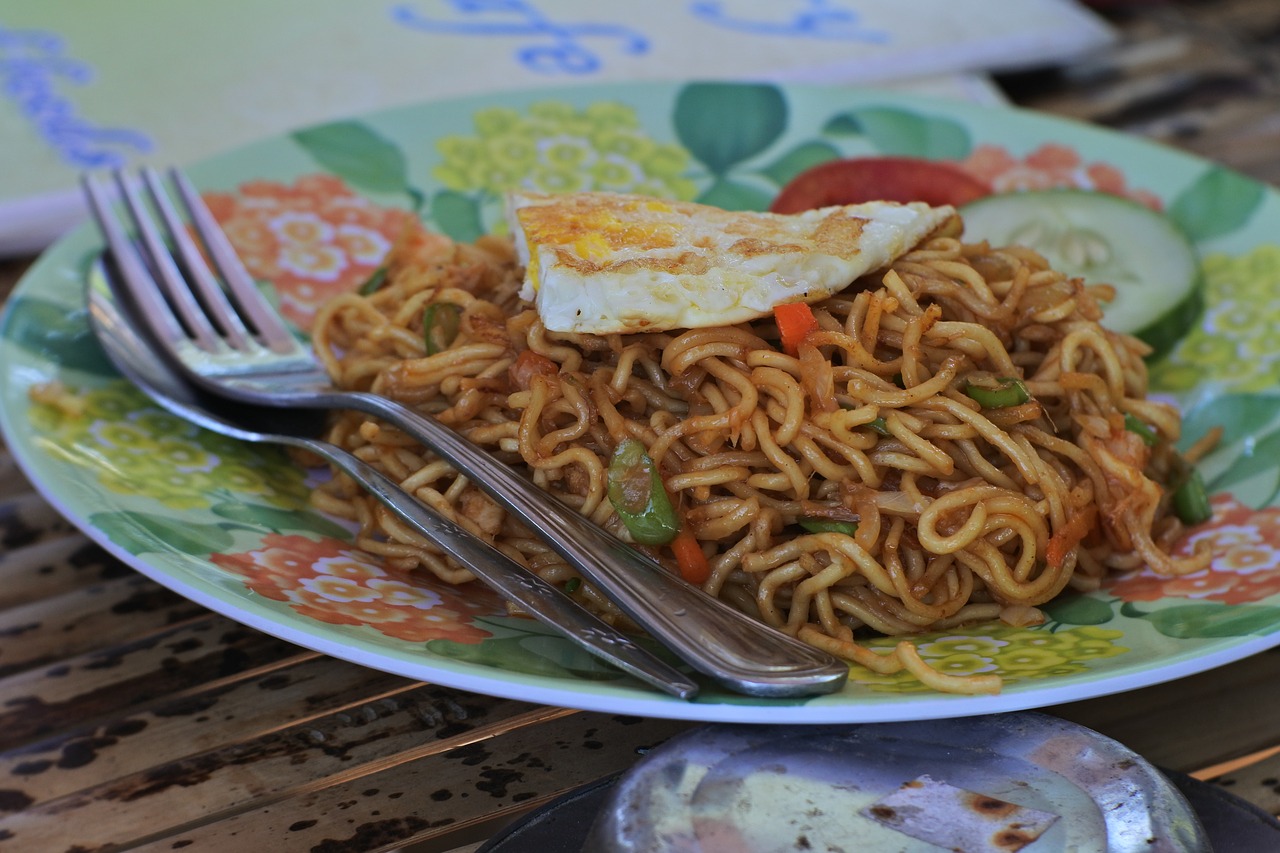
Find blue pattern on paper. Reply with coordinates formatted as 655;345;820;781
689;0;889;42
390;2;650;75
0;25;152;168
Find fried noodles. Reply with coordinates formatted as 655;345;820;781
310;219;1211;694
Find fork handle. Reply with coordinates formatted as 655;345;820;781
334;391;850;698
305;437;699;700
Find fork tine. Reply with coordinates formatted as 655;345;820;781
81;174;189;347
169;168;298;354
140;168;253;351
111;170;225;353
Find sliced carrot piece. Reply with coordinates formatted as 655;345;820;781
671;527;711;585
774;301;820;356
1046;506;1097;569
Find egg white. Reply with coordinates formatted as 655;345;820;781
507;191;954;335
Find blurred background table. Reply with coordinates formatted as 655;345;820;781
3;1;1280;850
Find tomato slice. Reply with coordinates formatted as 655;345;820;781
770;156;991;213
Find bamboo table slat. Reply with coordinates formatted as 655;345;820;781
3;2;1280;850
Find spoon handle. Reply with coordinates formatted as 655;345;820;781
342;392;850;698
303;438;700;700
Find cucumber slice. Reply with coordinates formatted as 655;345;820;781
959;189;1203;359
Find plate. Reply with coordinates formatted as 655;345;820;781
3;81;1280;723
480;762;1278;853
521;714;1213;851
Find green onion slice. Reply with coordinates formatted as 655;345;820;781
358;265;388;295
1172;468;1212;525
1123;413;1158;447
798;518;860;536
965;377;1031;409
423;302;462;355
606;439;680;545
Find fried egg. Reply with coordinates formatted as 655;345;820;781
507;190;955;334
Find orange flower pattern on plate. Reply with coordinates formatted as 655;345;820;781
957;142;1163;209
1105;495;1280;605
203;175;420;329
211;534;502;643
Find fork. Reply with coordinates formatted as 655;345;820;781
81;167;849;698
87;257;698;699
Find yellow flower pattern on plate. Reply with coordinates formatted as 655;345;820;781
1151;245;1280;392
851;626;1129;694
29;381;310;511
434;101;697;201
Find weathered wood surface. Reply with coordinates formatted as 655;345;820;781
3;2;1280;850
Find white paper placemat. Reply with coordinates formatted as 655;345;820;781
0;0;1114;255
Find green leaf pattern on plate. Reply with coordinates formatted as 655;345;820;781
293;120;424;211
821;106;972;160
759;140;842;186
1124;602;1280;639
90;510;237;557
674;83;789;176
210;501;352;539
1169;165;1266;243
4;295;116;377
429;189;487;245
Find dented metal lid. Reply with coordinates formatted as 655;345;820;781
586;712;1210;852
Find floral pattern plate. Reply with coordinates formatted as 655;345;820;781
3;82;1280;723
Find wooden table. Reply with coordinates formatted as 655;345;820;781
3;2;1280;849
